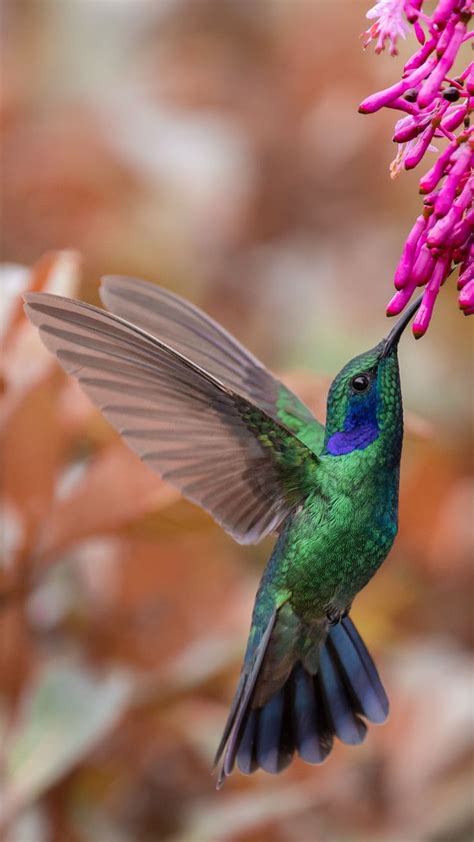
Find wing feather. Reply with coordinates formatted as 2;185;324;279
24;293;319;544
100;276;326;454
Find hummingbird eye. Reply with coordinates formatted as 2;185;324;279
351;373;371;393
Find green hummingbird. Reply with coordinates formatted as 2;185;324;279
24;276;421;787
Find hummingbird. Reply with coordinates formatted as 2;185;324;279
24;276;421;787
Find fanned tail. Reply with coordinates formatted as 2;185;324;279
215;615;389;787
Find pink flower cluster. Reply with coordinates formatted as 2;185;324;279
360;0;473;336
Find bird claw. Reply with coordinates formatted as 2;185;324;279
327;606;350;626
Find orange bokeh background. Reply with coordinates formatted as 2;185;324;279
1;3;472;841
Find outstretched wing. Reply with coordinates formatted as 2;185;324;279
24;293;320;544
100;276;326;455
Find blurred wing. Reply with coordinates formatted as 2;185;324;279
100;276;326;455
24;293;320;544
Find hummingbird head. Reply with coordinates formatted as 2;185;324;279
323;296;422;460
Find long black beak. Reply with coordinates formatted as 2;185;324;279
380;294;423;358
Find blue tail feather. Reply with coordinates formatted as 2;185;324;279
330;617;389;723
292;665;333;763
216;615;388;786
255;687;285;773
237;709;259;774
318;645;367;744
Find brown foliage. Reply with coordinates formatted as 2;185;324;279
1;3;473;840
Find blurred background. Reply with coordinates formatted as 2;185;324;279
1;1;473;840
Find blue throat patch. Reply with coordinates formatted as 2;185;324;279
326;423;379;455
325;383;380;456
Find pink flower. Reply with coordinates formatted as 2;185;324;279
364;0;410;55
458;244;474;314
360;0;473;336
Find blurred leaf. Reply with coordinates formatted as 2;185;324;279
1;662;133;825
426;477;474;577
4;806;49;842
2;251;81;347
1;376;68;558
1;251;81;424
382;643;474;792
171;784;326;842
39;443;178;561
